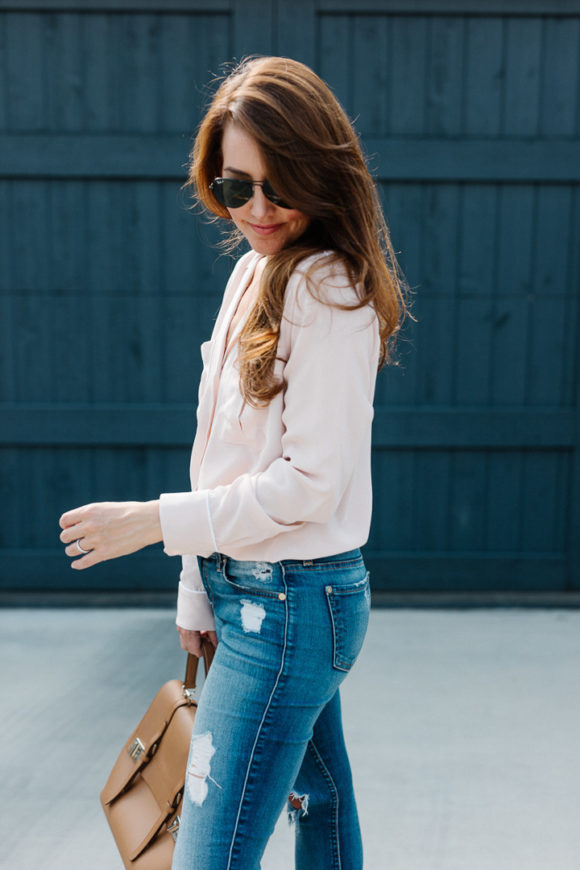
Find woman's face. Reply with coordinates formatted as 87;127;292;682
220;121;310;256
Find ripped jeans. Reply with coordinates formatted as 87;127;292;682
171;549;370;870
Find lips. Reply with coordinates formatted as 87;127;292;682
248;223;282;236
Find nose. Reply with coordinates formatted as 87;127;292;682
249;184;274;220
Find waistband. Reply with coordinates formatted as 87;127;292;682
201;548;363;572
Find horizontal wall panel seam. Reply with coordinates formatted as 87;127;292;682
0;405;573;447
1;135;579;180
1;0;578;12
317;0;580;14
0;1;230;11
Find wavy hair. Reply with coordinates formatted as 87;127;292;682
185;56;411;406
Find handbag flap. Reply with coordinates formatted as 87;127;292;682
101;678;194;806
129;706;196;861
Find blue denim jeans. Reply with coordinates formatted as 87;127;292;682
171;549;370;870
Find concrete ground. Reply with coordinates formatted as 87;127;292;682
1;607;579;870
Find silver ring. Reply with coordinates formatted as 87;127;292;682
75;539;90;555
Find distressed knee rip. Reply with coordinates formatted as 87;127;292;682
186;732;221;806
240;599;266;634
287;791;310;823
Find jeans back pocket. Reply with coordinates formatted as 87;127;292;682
325;572;371;672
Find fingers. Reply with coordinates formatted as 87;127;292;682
59;505;92;545
59;505;91;530
201;630;218;649
62;538;96;570
59;505;94;570
178;627;203;657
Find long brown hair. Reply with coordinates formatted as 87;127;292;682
186;56;410;406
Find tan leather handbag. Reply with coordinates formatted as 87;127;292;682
100;642;215;870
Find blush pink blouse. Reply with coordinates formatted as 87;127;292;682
159;250;380;630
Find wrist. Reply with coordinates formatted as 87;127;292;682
142;499;163;546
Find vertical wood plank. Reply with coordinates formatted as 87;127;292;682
83;14;110;131
0;13;7;130
370;450;415;553
418;184;460;404
416;298;455;405
527;186;572;405
426;15;464;137
520;452;561;556
486;451;523;551
0;295;15;400
352;14;389;137
0;448;19;544
491;185;534;405
504;16;542;136
455;185;497;404
11;180;49;296
375;182;421;406
276;0;316;66
413;450;452;551
390;15;427;135
13;297;52;401
454;296;493;405
5;12;44;130
318;14;351;116
464;16;503;137
159;14;198;133
449;451;487;551
49;180;86;296
163;294;204;404
232;0;274;59
49;296;91;402
490;296;529;406
134;181;162;297
540;17;579;138
45;12;84;131
0;180;12;293
121;12;161;133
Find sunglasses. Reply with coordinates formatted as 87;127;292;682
210;177;291;209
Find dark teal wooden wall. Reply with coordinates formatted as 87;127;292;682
1;0;579;597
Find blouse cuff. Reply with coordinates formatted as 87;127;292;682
176;581;216;631
159;490;217;556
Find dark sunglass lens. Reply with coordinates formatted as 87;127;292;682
262;181;290;209
210;178;253;208
209;179;222;204
223;179;253;207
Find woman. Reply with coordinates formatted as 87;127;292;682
60;56;409;870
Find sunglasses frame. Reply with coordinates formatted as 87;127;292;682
210;177;291;210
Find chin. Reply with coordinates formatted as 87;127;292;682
250;239;286;255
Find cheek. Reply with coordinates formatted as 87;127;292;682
288;212;310;238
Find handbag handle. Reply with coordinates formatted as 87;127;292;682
184;638;215;691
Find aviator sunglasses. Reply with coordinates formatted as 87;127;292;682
210;177;291;209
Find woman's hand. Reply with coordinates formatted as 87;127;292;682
178;627;218;657
59;500;162;569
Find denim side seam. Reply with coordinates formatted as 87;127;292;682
225;566;290;869
306;739;342;870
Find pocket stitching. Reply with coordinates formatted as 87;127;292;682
221;569;283;601
325;573;370;672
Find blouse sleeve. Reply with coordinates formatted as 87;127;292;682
175;554;216;631
159;258;379;562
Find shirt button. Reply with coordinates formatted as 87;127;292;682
278;592;286;601
326;586;333;594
